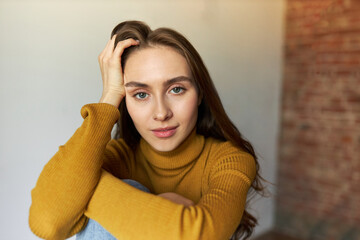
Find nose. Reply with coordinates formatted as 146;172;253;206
153;97;173;121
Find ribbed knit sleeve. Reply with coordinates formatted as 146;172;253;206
29;103;120;240
84;145;256;240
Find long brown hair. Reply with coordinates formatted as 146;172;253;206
111;20;269;240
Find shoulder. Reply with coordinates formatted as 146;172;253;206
105;138;137;163
204;137;256;184
102;138;135;178
106;138;134;156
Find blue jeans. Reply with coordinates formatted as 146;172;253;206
76;179;150;240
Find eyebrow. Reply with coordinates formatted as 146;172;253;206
124;76;192;88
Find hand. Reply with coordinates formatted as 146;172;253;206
158;192;195;207
98;35;139;107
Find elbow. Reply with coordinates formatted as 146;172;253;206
179;206;220;240
29;206;67;240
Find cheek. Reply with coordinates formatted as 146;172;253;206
174;94;199;122
125;99;145;125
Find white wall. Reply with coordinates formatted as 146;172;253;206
0;0;285;239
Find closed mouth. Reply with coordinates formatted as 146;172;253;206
152;126;177;132
151;126;178;138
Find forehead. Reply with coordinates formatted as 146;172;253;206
123;46;191;84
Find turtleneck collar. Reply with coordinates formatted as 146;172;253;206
139;128;205;170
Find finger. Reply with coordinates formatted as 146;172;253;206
111;39;139;71
102;34;116;54
113;38;139;59
102;34;118;60
98;35;117;61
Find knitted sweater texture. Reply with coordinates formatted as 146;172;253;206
29;103;256;240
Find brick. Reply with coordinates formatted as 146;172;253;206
277;0;360;238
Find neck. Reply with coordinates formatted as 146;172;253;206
139;128;205;169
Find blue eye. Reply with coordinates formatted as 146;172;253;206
170;87;184;94
134;92;148;99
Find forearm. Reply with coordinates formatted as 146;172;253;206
29;103;120;239
84;169;250;240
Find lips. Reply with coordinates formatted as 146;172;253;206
152;126;178;138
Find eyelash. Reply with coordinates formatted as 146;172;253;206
132;86;186;101
170;86;185;94
133;92;149;100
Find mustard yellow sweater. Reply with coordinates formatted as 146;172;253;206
29;103;256;240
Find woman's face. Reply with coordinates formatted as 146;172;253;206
123;46;200;152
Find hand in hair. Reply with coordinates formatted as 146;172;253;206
98;34;139;107
158;192;195;207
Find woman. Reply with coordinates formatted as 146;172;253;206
29;20;267;240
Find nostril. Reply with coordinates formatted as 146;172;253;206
153;104;172;121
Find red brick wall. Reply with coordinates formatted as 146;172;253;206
276;0;360;239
